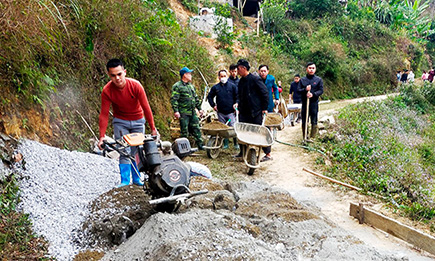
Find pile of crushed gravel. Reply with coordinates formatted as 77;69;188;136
12;139;423;261
14;139;119;260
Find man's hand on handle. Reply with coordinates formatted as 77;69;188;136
174;112;180;119
98;137;106;150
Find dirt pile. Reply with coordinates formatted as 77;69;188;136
202;120;230;130
74;185;156;250
265;113;283;126
99;180;403;261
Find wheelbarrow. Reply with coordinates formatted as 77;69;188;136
264;112;284;140
234;121;273;175
287;103;302;126
201;123;236;159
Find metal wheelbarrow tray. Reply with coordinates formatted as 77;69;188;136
201;125;236;159
201;126;236;138
234;122;273;147
264;112;285;131
235;122;273;175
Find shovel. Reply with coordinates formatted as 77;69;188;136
304;93;312;143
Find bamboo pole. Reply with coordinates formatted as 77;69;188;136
302;168;362;191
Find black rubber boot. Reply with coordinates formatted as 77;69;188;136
233;138;239;150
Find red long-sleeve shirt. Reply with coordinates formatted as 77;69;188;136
99;78;155;138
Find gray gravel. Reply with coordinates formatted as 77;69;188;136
14;139;119;261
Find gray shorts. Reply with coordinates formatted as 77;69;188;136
113;117;145;164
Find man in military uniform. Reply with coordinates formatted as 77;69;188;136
171;67;204;150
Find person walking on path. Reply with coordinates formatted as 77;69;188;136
236;59;272;162
98;58;158;187
400;69;408;83
171;67;204;150
207;70;239;149
258;64;279;112
407;70;415;83
429;68;435;83
297;62;324;141
228;64;240;86
289;74;302;124
422;71;429;81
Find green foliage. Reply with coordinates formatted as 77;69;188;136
399;82;435;114
202;1;233;18
214;17;237;50
374;0;432;41
0;0;216;146
260;0;430;99
321;97;435;221
0;176;50;258
181;0;199;13
288;0;345;19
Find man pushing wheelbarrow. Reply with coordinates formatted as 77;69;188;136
298;62;324;142
234;59;272;163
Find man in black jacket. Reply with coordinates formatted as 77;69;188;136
207;69;239;149
289;74;302;125
228;64;240;86
236;59;272;161
298;62;324;140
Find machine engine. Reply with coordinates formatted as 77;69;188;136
136;137;193;198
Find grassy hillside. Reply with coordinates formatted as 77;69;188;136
1;0;435;258
0;0;431;150
316;83;435;228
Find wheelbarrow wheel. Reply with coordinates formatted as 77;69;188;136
247;148;257;175
206;136;220;159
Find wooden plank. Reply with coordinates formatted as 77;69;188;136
350;202;435;255
303;168;362;191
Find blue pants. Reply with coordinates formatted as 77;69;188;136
217;112;236;127
113;117;145;164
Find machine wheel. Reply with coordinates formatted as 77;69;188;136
206;136;221;159
247;148;257;175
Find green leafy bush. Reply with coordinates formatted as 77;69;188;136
321;97;435;221
0;176;50;258
288;0;344;19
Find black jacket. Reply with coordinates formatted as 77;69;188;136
207;81;238;114
290;81;302;103
238;73;269;118
297;74;324;104
228;76;239;87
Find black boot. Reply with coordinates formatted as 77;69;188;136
233;138;239;150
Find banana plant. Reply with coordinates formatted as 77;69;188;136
374;0;432;41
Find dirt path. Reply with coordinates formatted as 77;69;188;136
257;94;434;260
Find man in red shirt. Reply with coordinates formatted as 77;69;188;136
98;59;158;187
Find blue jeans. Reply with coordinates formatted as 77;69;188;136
113;117;145;164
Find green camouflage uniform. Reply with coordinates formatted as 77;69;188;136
171;81;203;147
